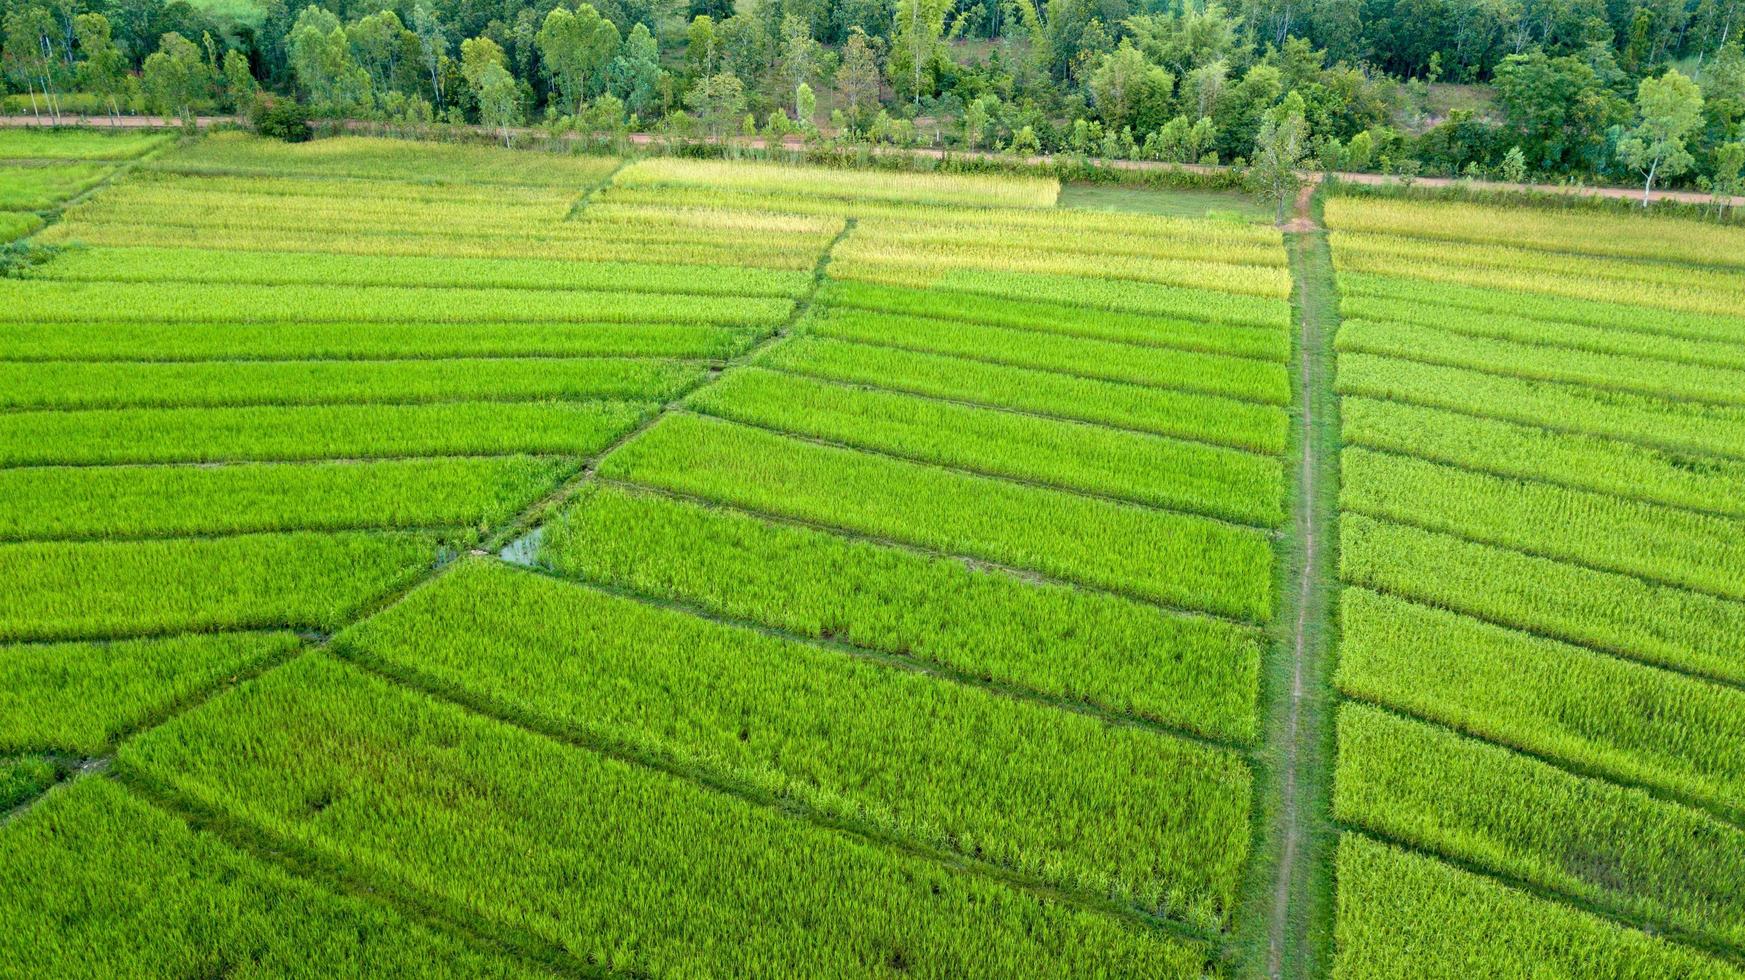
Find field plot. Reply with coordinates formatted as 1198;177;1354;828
0;129;168;244
2;136;1295;977
1324;197;1745;977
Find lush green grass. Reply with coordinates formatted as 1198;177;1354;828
0;129;170;160
0;322;749;362
762;337;1290;453
0;358;703;410
0;162;110;209
0;531;439;641
151;133;617;185
1336;354;1745;461
0;755;67;810
1342;448;1745;600
0;401;650;465
0;456;571;540
688;368;1286;525
0;210;43;242
1341;514;1745;683
1057;182;1271;220
122;654;1214;977
821;280;1290;359
1336;705;1745;951
542;484;1263;742
602;413;1275;621
1333;834;1742;979
0;778;540;976
804;307;1290;404
339;558;1253;926
1338;589;1745;818
0;632;299;753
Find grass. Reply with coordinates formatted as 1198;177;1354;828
1057;182;1271;220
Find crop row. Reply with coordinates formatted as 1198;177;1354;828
0;357;703;410
0;322;748;363
1343;448;1745;600
0;162;110;210
803;308;1291;405
1341;514;1745;684
915;269;1292;328
611;157;1062;209
688;368;1285;525
1334;245;1744;319
1324;197;1745;271
0;530;438;642
1338;587;1745;815
850;218;1286;269
30;247;815;299
1340;272;1745;346
0;456;570;541
760;337;1289;453
1339;318;1745;407
1;211;42;243
541;484;1263;742
149;132;619;186
3;778;541;976
0;280;794;326
578;201;845;236
122;170;577;206
41;220;828;270
120;653;1212;977
0;128;170;160
1342;295;1745;372
1336;355;1745;461
600;413;1274;621
820;280;1290;360
341;558;1253;925
66;189;571;233
1334;230;1745;301
1334;833;1739;979
1336;704;1745;951
1343;397;1745;517
830;241;1293;298
1;631;299;754
0;400;650;466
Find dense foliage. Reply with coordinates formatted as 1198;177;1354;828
6;0;1745;190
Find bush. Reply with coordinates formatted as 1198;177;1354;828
252;97;311;142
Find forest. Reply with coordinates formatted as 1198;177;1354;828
3;0;1744;192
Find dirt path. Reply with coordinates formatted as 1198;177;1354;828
5;114;1741;209
1266;190;1337;979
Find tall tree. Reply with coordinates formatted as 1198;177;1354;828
3;6;63;123
838;26;881;129
1617;68;1705;203
142;31;209;127
778;14;821;117
475;61;522;144
73;12;127;122
1250;89;1309;222
888;0;951;104
536;3;619;115
411;4;448;108
288;6;370;116
610;22;663;115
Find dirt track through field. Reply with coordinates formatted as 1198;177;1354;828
1267;189;1333;979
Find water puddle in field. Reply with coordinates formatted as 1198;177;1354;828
498;526;544;567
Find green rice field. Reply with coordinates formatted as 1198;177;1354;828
2;130;1741;979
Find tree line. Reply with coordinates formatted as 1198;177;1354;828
3;0;1743;198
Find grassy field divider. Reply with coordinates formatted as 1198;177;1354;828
483;218;858;554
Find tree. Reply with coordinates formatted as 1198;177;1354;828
778;14;820;117
1089;40;1172;133
1493;50;1625;174
349;10;414;109
684;15;718;79
685;69;745;139
610;22;663;116
536;4;619;116
142;31;209;128
888;0;951;104
222;49;260;115
1250;90;1309;223
1617;68;1705;204
1499;144;1528;181
411;4;448;109
1709;140;1744;219
838;27;881;132
795;80;817;130
475;61;522;144
3;5;63;123
288;6;369;117
73;13;127;122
